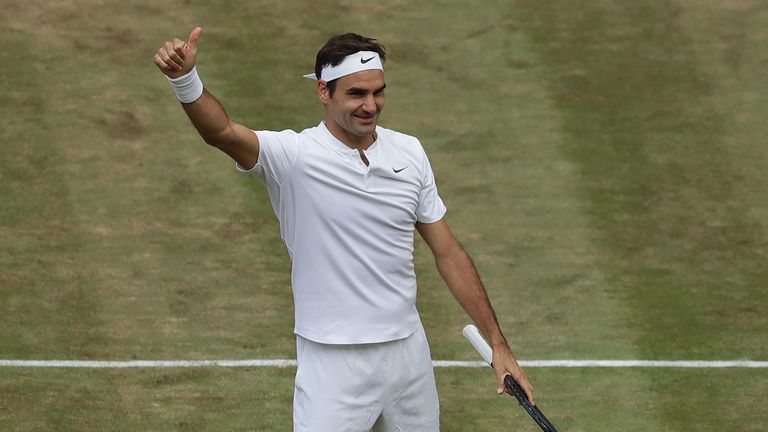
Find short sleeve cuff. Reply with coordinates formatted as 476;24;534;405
416;202;447;224
235;161;257;173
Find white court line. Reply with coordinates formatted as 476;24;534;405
1;359;766;368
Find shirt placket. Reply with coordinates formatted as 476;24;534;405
363;149;376;190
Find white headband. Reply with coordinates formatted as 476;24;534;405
302;51;383;81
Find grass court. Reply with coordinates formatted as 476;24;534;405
1;0;767;430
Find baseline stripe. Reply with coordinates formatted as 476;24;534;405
520;360;768;368
1;359;766;368
0;359;297;368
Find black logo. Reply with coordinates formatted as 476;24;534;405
361;56;375;64
393;166;408;173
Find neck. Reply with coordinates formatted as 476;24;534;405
324;121;375;150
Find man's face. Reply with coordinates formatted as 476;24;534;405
319;69;386;147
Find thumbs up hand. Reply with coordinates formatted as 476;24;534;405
154;27;203;79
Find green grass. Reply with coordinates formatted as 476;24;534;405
1;367;765;431
2;0;767;430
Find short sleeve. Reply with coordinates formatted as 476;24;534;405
236;129;299;185
415;149;447;223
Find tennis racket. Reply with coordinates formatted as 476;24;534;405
462;324;560;432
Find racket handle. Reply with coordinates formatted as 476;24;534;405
462;324;560;432
462;324;493;365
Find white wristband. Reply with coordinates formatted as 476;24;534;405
166;66;204;103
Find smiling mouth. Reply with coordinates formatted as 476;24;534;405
354;113;376;122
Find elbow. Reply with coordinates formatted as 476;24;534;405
203;137;225;149
201;126;234;149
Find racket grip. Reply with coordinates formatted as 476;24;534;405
462;324;493;365
462;324;560;432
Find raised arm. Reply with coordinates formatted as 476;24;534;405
416;219;535;404
154;27;259;169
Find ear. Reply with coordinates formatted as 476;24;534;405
317;80;330;104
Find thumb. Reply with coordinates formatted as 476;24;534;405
496;373;506;395
186;27;203;54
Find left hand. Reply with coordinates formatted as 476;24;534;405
153;27;203;79
492;344;535;405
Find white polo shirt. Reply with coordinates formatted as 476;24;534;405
238;122;446;344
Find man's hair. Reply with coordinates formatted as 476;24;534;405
314;33;387;97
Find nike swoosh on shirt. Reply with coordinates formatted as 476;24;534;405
393;166;408;173
361;56;375;64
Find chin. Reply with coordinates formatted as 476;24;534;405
349;124;375;136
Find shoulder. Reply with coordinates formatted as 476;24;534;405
255;128;299;140
376;126;425;154
255;127;315;151
299;123;326;138
252;128;300;150
376;125;419;143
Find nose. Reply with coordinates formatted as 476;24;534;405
361;94;377;113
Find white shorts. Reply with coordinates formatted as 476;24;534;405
293;325;440;432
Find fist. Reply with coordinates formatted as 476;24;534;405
153;27;203;79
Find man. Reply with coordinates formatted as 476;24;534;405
154;28;534;431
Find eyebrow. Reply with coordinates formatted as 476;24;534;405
346;84;387;95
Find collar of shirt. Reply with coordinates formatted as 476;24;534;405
318;122;380;165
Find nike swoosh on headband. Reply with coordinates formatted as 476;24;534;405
302;51;383;81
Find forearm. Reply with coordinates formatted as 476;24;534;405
181;89;235;147
161;57;235;148
154;28;259;173
435;245;508;349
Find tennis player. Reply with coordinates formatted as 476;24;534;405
154;28;534;431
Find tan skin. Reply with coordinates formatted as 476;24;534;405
154;27;535;404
